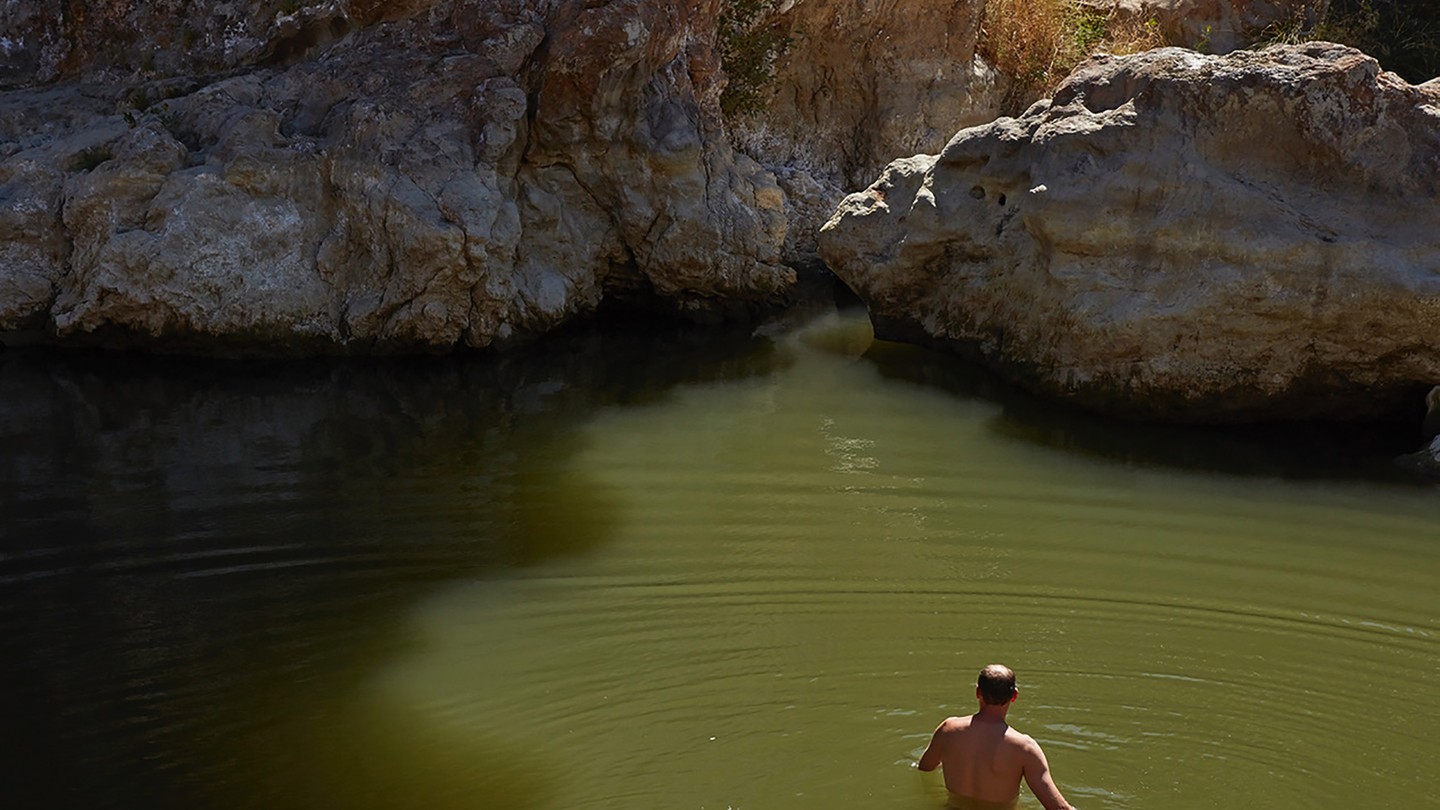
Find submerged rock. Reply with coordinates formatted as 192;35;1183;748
1397;433;1440;477
0;0;792;352
819;43;1440;423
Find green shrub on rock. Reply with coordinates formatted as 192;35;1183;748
717;0;793;117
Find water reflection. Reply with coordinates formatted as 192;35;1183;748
0;317;786;810
861;338;1430;483
365;310;1440;810
2;307;1437;810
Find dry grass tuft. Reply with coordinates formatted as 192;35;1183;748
979;0;1167;113
1104;11;1170;55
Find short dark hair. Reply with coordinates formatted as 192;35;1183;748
977;664;1017;705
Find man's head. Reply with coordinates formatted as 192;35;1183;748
976;664;1017;705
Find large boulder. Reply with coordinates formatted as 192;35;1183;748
819;43;1440;423
0;0;791;352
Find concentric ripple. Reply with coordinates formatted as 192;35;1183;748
368;312;1440;810
3;311;1437;810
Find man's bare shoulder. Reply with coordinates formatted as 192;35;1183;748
1003;727;1042;751
938;715;973;732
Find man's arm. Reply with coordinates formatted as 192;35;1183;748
917;721;948;772
1020;736;1075;810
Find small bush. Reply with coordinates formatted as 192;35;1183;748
717;0;793;117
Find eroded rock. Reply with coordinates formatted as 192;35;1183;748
819;43;1440;423
0;0;793;352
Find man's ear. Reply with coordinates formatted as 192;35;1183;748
1010;688;1019;703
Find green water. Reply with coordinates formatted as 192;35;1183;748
2;309;1437;809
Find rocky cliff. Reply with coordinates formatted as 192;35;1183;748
3;0;1433;365
1;0;793;352
819;43;1440;423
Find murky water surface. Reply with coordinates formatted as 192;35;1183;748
3;309;1437;809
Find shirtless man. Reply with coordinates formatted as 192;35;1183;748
917;664;1076;810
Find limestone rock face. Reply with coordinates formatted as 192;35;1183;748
819;43;1440;423
0;0;792;351
728;0;1007;268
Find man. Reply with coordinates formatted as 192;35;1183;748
917;664;1076;810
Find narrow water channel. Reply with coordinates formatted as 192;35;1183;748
2;308;1436;810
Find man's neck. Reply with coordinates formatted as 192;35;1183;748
974;704;1010;723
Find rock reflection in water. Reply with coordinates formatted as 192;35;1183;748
861;337;1427;483
4;305;1438;810
0;317;784;810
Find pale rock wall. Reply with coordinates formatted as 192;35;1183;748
0;0;792;351
819;43;1440;423
721;0;1315;270
728;0;1008;267
3;0;1420;364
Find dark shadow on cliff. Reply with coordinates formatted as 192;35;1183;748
1305;0;1440;84
860;338;1430;485
0;314;788;810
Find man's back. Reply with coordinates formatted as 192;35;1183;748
919;665;1075;810
918;712;1074;810
920;714;1028;805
